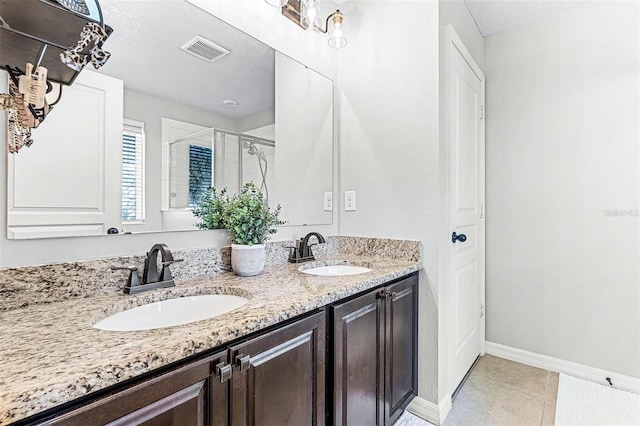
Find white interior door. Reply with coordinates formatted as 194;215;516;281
7;70;123;239
448;29;485;393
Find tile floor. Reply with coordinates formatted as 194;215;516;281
397;354;559;426
444;355;558;425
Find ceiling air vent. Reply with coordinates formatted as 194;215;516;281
180;36;230;62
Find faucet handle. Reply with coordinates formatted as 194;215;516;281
111;265;138;272
110;265;141;290
161;259;183;266
159;259;183;282
287;245;302;262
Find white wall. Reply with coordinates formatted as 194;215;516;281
485;1;640;378
337;0;440;403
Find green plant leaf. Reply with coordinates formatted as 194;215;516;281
193;182;286;245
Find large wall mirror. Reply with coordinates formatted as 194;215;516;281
6;0;333;239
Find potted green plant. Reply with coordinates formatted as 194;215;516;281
193;183;284;276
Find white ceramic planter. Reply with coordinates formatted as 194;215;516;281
231;244;266;276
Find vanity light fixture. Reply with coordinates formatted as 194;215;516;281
325;9;347;48
269;0;347;48
300;0;321;30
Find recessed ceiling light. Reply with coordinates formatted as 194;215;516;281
222;99;239;108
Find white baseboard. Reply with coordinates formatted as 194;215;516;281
485;341;640;394
407;394;452;425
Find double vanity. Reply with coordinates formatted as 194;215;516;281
0;239;421;426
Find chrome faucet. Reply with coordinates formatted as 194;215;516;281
288;232;326;263
112;243;183;295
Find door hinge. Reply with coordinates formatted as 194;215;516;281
480;303;484;318
480;204;484;219
480;105;485;120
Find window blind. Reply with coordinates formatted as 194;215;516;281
189;145;213;207
122;120;145;223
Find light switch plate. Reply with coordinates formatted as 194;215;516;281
324;192;333;211
345;190;356;211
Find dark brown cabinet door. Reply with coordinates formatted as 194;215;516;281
332;274;418;426
48;351;229;426
384;275;418;425
332;289;384;426
229;311;326;426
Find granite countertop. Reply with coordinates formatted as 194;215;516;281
0;255;420;424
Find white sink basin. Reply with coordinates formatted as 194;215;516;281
94;295;249;331
299;265;373;276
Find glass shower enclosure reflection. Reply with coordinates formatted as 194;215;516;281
168;128;275;210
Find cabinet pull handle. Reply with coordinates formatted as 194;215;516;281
235;354;251;373
376;290;398;302
216;362;232;383
376;291;394;302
